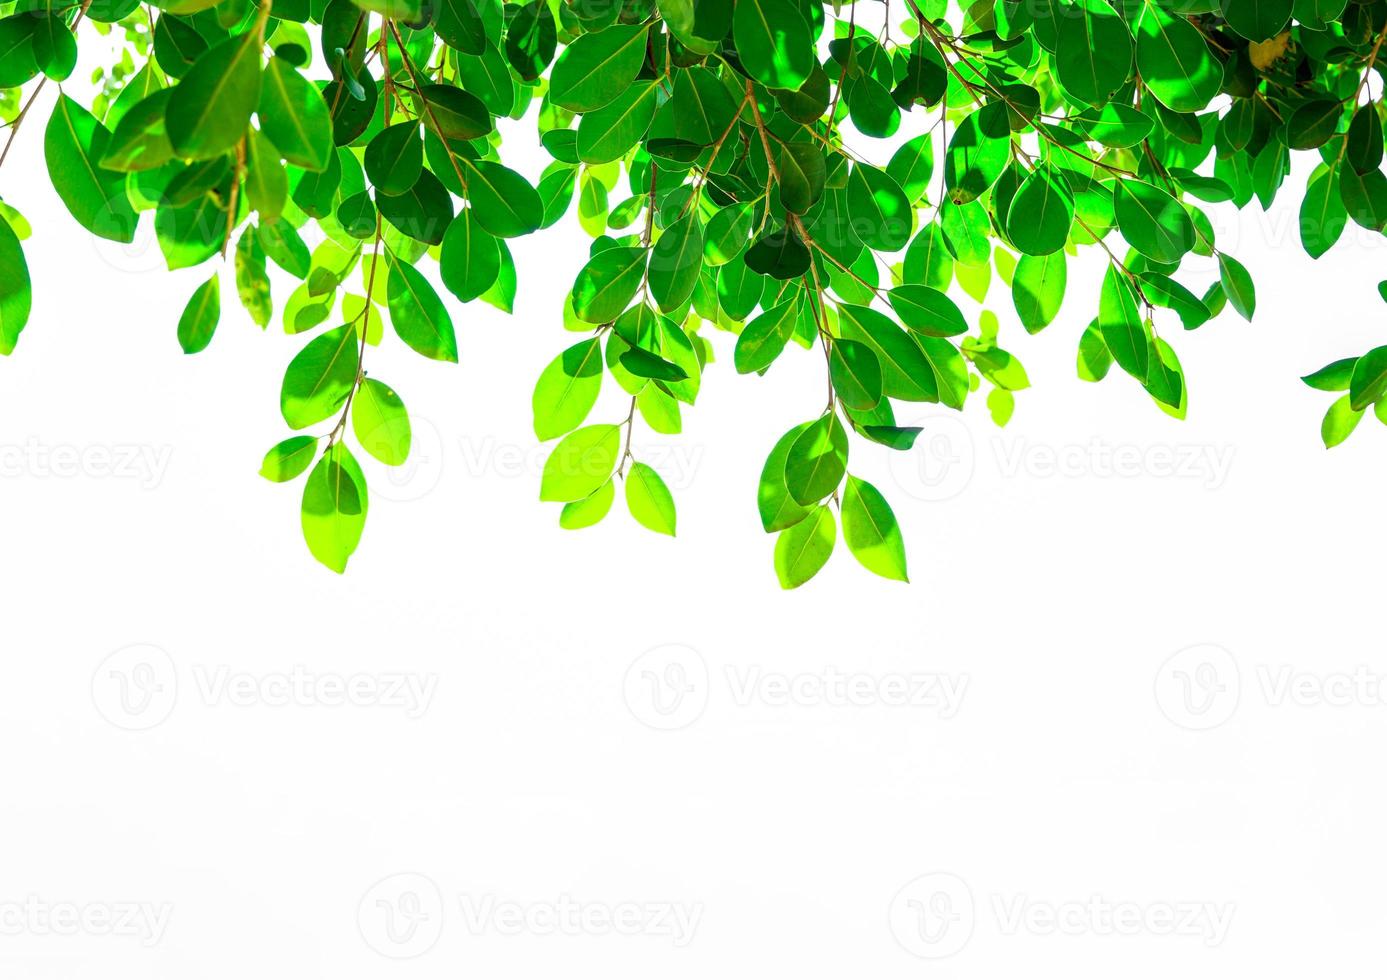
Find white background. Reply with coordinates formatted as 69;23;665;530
3;59;1387;977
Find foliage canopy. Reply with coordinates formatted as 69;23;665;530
0;0;1382;584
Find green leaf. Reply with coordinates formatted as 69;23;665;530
1285;99;1341;151
1225;0;1291;40
439;210;500;302
1006;166;1073;255
540;424;621;502
886;132;935;203
177;274;220;354
352;378;411;466
572;245;648;323
1322;393;1363;448
44;96;137;243
32;15;76;81
365;123;424;196
301;443;368;573
1114;179;1194;263
386;251;459;361
550;24;650;112
733;0;814;91
560;480;615;529
1012;251;1066;333
1135;1;1220;113
778;141;826;214
575;81;659;164
1099;265;1148;380
841;475;907;582
704;203;753;266
672;65;740;145
734;297;797;374
419;83;492;141
625;462;676;535
0;211;32;356
504;0;556;81
774;505;836;589
1074;103;1152;147
649;213;703;312
656;0;728;55
745;226;811;279
916;335;969;409
829;339;883;410
0;16;39;89
1347;105;1383;175
1301;357;1356;391
1349;345;1387;411
837;303;938;402
758;422;813;533
943;102;1011;205
166;29;263;160
260;435;319;482
1217;252;1256;321
533;338;603;440
1300;164;1347;259
1055;0;1133;107
101;89;175;172
459;159;543;238
259;56;333;171
887;284;967;337
785;412;848;505
1144;336;1184;409
1077;319;1113;382
434;0;490;55
376;170;453;245
280;323;361;429
847;164;912;251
